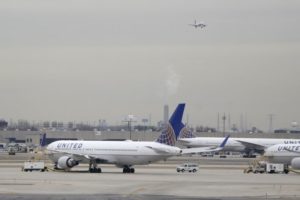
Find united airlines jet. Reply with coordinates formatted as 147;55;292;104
264;143;300;171
179;136;300;157
46;104;228;173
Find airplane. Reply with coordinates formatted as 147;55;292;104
263;143;300;170
46;104;229;173
179;136;300;157
189;20;206;28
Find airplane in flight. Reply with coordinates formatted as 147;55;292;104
264;143;300;171
189;20;206;28
178;136;300;157
46;104;229;173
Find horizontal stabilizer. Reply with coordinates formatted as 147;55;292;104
145;146;171;154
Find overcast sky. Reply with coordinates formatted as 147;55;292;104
1;0;300;131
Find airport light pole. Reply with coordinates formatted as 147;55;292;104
123;115;136;140
222;113;226;137
217;112;220;132
142;118;148;132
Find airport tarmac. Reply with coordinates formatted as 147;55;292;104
0;155;300;200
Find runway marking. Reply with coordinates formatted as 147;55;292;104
128;187;146;196
0;183;34;185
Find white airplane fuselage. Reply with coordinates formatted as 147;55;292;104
264;144;300;164
47;140;182;167
179;137;300;153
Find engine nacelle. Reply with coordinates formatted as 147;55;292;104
57;156;79;169
291;157;300;169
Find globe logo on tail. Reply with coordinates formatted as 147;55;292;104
156;123;176;146
179;126;195;139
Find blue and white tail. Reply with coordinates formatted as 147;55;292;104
178;126;195;139
156;103;185;146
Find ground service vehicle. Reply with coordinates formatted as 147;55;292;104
177;163;199;173
8;147;16;155
22;161;47;172
266;163;285;174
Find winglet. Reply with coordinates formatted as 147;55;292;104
40;133;47;147
219;135;230;148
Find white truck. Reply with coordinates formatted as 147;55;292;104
266;163;285;174
176;163;199;173
22;161;47;172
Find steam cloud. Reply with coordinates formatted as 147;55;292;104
165;66;181;97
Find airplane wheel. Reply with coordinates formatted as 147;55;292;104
89;168;100;173
123;167;133;173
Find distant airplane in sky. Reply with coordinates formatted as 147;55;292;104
189;20;206;28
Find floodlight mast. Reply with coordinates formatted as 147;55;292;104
122;115;137;140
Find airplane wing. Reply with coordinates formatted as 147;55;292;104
181;135;230;155
47;150;109;163
235;140;266;151
181;146;223;154
73;153;110;163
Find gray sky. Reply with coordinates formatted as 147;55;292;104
1;0;300;131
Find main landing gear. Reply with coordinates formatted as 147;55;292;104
89;160;102;173
123;166;135;173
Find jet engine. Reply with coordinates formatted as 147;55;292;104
291;157;300;169
57;156;79;169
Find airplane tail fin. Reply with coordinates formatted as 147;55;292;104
156;103;185;146
40;133;47;147
178;126;195;138
219;135;230;148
